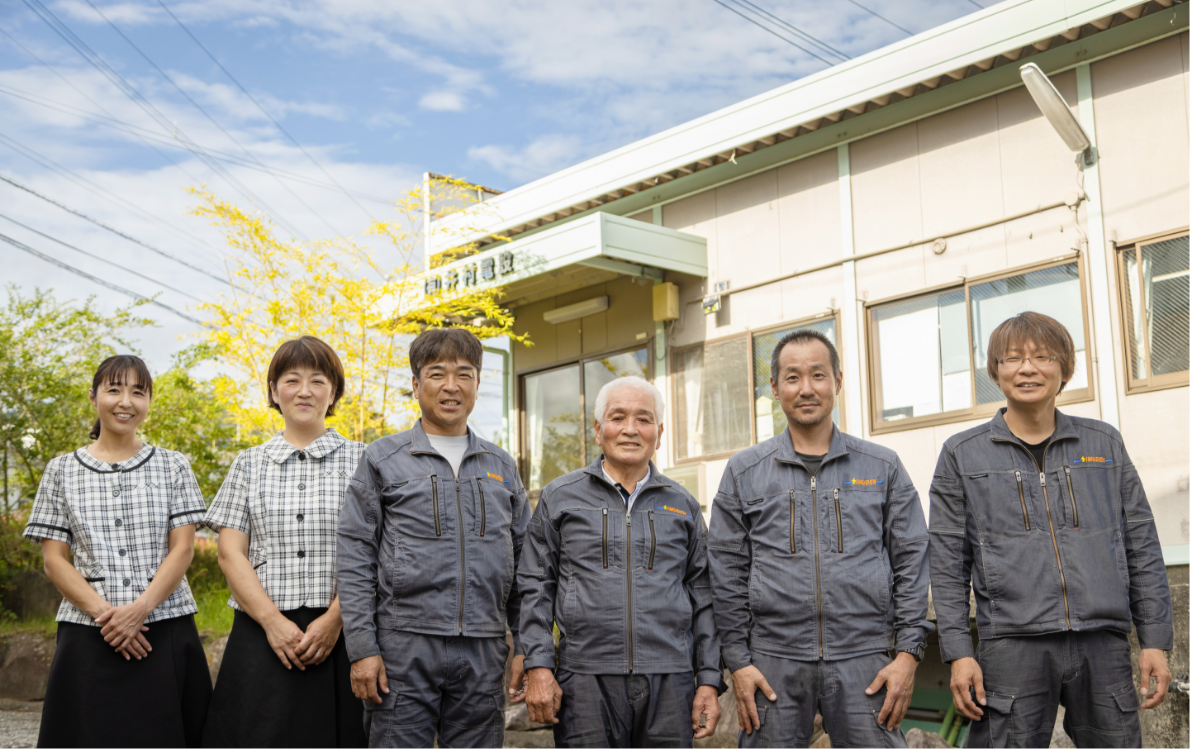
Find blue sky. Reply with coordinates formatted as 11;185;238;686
0;0;988;437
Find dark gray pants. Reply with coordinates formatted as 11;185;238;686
553;670;697;748
739;650;907;748
970;630;1141;748
362;630;508;748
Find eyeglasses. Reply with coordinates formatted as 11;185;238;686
997;355;1060;370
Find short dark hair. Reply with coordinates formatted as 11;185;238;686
267;336;346;416
90;355;153;439
770;328;840;381
987;311;1077;392
410;328;483;379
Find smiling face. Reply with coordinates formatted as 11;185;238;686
594;386;663;471
994;338;1066;409
412;357;479;436
89;373;150;438
772;339;842;429
269;367;335;429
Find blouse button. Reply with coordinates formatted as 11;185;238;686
296;514;304;522
118;549;126;556
297;550;306;558
114;519;123;527
298;452;306;461
298;483;306;491
122;579;130;586
112;489;120;497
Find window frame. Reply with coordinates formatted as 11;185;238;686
669;311;843;466
1115;228;1190;395
516;341;653;490
865;253;1094;436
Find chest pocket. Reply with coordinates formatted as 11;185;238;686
381;475;452;539
562;507;621;573
473;477;515;538
742;492;797;556
122;478;168;543
835;485;886;554
964;470;1033;537
1061;462;1117;530
642;507;691;574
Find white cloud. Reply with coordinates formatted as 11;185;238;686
468;134;585;184
418;90;466;112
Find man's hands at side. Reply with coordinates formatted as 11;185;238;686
508;654;527;703
525;667;563;725
949;657;986;721
1138;648;1171;709
866;652;918;730
731;665;776;735
350;655;390;704
692;684;721;739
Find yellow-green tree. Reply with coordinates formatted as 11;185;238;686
190;178;523;443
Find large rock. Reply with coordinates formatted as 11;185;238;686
503;702;553;732
2;573;61;620
906;727;950;748
0;633;55;701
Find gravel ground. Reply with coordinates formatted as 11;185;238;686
0;700;41;748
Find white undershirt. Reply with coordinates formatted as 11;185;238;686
427;434;470;477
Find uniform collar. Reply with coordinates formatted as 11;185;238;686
582;455;669;492
262;428;347;464
989;408;1080;444
408;419;488;460
773;424;850;469
73;443;156;473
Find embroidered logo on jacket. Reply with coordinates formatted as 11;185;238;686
844;479;883;486
486;472;508;483
657;505;688;516
1073;456;1111;464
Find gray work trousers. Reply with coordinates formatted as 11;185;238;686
362;630;508;748
739;650;907;748
553;670;698;748
970;630;1142;748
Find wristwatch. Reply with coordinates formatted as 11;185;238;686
897;644;926;662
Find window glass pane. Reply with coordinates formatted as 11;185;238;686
970;262;1086;404
584;348;649;457
752;319;840;441
1141;236;1189;377
523;364;582;492
1121;249;1148;380
674;338;750;459
872;290;968;422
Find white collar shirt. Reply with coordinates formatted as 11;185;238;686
204;429;364;612
601;460;651;513
23;444;207;626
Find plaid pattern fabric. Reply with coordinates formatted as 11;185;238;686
23;444;207;626
204;429;364;612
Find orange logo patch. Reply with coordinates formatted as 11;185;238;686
657;505;688;517
486;472;507;483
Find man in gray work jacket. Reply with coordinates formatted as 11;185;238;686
930;312;1172;747
519;375;722;747
337;328;531;748
710;329;931;748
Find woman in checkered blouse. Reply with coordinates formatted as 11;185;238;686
201;337;367;747
24;355;213;747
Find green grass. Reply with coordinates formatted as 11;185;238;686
0;611;57;637
194;585;234;640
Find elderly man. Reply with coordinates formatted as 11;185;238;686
710;329;931;748
337;328;531;748
517;375;722;748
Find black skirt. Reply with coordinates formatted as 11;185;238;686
201;607;365;748
38;614;213;748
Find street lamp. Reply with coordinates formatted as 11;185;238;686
1019;63;1094;165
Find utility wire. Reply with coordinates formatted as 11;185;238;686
710;0;835;65
733;0;850;61
0;175;235;290
22;0;308;242
0;131;225;267
81;0;344;238
844;0;914;36
0;83;392;204
154;0;377;224
0;231;203;324
0;212;203;302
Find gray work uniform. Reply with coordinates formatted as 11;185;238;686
518;458;722;748
709;427;931;748
336;421;531;748
929;409;1172;747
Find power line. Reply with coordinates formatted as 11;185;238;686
710;0;835;66
844;0;914;36
0;173;237;289
81;0;345;239
0;231;203;325
21;0;309;242
154;0;378;224
733;0;850;61
0;211;203;302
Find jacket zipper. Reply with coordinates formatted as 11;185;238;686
1015;471;1030;530
647;510;656;570
1063;466;1079;528
833;488;842;553
602;508;609;569
811;474;823;658
477;478;487;537
626;512;634;671
788;490;796;554
431;475;441;536
455;477;466;634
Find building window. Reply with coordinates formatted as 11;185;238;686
521;347;648;492
672;314;840;463
868;258;1091;433
1118;231;1189;393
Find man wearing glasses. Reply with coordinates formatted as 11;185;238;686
929;311;1173;747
